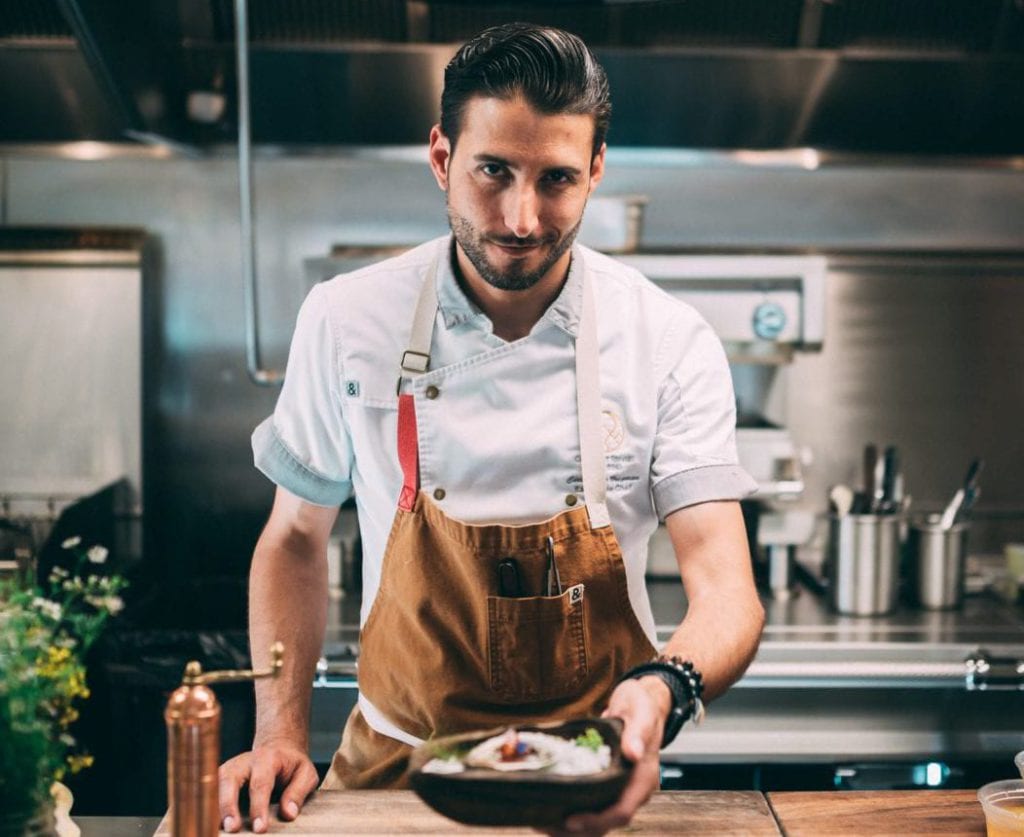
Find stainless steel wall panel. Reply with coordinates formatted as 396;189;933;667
783;258;1024;552
0;262;142;513
5;153;1023;587
598;164;1024;251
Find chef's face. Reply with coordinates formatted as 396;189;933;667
429;95;605;292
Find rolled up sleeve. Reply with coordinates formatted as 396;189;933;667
650;312;757;519
251;283;353;507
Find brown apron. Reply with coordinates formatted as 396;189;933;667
323;249;656;789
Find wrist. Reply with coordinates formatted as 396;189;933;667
637;674;673;725
253;724;308;751
617;656;705;749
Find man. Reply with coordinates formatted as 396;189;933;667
219;22;764;836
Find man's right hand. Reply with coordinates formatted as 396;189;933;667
218;740;319;834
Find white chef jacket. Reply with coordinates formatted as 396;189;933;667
252;235;757;642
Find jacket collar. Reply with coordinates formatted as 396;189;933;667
435;235;583;338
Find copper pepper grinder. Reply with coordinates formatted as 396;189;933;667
165;642;284;837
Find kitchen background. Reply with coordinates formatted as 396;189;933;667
2;0;1024;818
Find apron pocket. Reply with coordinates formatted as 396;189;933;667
486;584;588;703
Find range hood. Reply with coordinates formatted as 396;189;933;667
2;0;1023;154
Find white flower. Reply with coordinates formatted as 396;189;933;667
49;566;70;580
59;733;76;747
86;594;124;615
32;597;62;621
103;596;125;615
86;545;108;564
61;536;82;550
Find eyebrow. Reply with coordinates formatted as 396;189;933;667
472;154;582;177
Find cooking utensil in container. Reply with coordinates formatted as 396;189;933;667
829;484;854;518
861;443;879;512
577;195;647;253
938;457;984;530
880;445;899;513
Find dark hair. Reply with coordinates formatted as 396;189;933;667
440;23;611;156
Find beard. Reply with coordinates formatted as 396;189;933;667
448;202;582;292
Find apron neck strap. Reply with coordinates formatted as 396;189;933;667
397;255;440;391
397;243;610;529
574;257;610;528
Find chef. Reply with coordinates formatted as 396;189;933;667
219;22;764;836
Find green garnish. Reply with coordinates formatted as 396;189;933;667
574;727;604;752
429;743;468;762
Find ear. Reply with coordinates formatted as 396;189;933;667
428;125;452;191
587;142;606;194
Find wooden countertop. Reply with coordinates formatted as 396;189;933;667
157;790;779;835
767;790;986;836
151;788;994;835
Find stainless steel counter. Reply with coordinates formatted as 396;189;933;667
654;581;1024;688
78;816;162;837
312;582;1024;768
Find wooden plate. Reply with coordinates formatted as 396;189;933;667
407;717;631;828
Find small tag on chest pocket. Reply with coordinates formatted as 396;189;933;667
344;380;360;398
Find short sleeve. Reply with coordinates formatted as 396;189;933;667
650;312;758;518
251;283;353;506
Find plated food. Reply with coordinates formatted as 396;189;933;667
407;718;630;828
422;725;611;776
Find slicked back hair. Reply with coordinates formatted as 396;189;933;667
440;23;611;158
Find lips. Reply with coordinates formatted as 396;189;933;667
490;240;545;256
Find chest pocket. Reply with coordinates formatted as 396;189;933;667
340;354;399;412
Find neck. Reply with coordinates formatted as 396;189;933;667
452;246;572;342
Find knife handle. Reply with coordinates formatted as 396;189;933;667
497;558;523;597
863;443;878;507
881;446;899;510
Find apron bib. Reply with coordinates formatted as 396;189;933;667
323;250;656;789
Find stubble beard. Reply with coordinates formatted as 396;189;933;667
447;201;583;292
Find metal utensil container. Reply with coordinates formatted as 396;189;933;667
906;514;968;609
826;513;903;616
577;195;647;253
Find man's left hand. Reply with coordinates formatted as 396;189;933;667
543;676;669;836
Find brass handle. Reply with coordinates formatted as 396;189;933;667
181;641;284;686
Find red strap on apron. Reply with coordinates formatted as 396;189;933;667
397;393;419;511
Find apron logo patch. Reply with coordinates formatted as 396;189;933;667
569;584;584;604
602;409;626;453
345;380;360;397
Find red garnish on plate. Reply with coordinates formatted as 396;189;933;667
498;730;536;761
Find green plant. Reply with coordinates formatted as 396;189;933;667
0;537;127;818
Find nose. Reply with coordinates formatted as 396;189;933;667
504;183;539;239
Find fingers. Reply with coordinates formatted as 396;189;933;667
278;758;319;821
218;747;315;833
247;753;279;834
557;680;666;835
560;754;660;835
218;754;250;833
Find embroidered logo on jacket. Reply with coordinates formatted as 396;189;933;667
602;409;625;452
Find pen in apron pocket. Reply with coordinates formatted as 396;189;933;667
545;536;562;596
